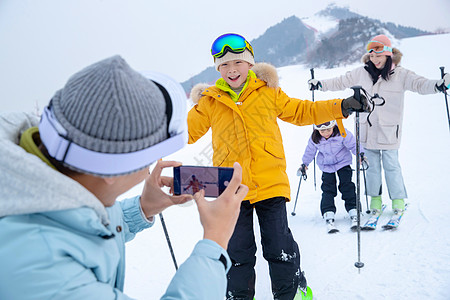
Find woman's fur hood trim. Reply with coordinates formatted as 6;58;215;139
189;63;279;104
361;48;403;65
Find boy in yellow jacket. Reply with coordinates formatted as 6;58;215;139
188;33;367;300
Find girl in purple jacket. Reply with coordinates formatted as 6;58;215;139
302;120;362;233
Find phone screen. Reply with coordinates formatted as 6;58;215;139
173;166;234;197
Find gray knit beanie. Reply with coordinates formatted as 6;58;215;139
51;55;167;156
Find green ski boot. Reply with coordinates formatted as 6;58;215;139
294;286;313;300
294;271;313;300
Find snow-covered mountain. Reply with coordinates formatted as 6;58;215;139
122;32;450;299
181;4;432;93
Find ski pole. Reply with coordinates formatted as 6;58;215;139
361;153;370;214
159;212;178;270
439;66;450;132
351;85;364;270
291;164;307;216
310;68;317;191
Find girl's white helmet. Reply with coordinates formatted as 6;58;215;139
313;120;336;130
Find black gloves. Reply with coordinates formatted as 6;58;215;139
297;164;307;179
341;95;370;117
435;73;450;92
308;79;322;91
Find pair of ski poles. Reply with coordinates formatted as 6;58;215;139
291;153;370;216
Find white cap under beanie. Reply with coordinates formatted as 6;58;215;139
214;49;255;71
42;55;169;175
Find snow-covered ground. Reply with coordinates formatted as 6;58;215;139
121;33;450;299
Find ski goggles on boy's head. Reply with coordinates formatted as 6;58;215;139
211;33;254;58
366;41;392;54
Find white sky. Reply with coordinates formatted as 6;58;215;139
1;0;449;112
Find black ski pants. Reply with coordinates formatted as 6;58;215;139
320;165;357;215
226;197;304;300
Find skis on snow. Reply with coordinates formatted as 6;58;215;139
323;203;407;233
326;219;339;234
361;204;408;230
326;216;359;233
361;204;386;230
350;216;359;231
382;204;408;230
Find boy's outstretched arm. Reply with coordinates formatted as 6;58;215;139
275;87;344;125
276;88;369;124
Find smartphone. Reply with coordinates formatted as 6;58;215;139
173;165;234;197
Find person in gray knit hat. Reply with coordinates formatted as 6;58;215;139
0;55;248;299
40;55;173;176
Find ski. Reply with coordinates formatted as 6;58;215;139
361;204;386;231
326;219;339;234
350;217;359;231
382;204;408;230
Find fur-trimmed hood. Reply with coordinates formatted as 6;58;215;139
361;47;403;65
0;112;109;225
189;63;279;104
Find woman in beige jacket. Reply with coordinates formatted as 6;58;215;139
308;34;449;221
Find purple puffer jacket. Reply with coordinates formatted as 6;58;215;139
302;128;363;173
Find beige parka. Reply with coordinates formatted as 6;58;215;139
321;49;440;150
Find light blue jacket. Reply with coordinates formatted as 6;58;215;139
0;112;230;300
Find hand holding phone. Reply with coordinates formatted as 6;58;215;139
193;162;248;249
139;160;194;218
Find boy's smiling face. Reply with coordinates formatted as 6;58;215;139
218;60;253;88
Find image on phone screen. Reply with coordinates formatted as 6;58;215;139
173;166;233;197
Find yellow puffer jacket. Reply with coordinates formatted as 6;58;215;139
188;63;345;203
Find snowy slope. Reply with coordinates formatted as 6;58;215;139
121;33;450;299
301;14;338;36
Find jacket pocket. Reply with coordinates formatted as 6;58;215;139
264;141;284;159
377;124;399;145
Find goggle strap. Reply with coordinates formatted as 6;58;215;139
40;68;189;176
152;80;172;136
39;106;186;176
141;70;188;138
368;46;392;53
367;40;392;53
213;46;248;58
